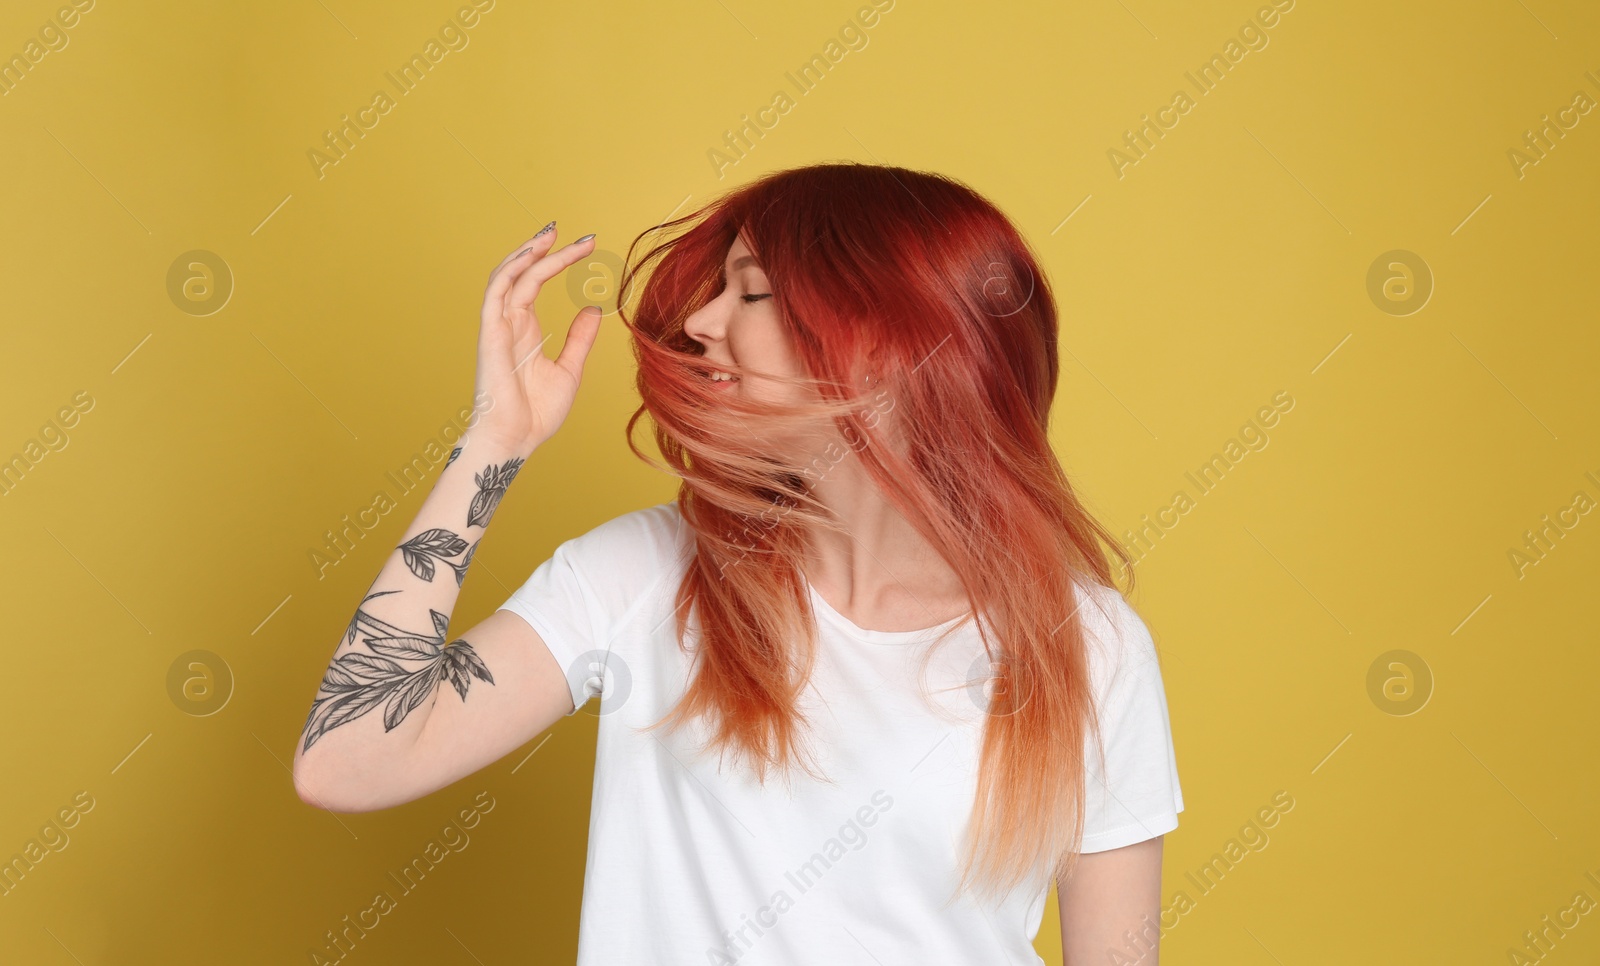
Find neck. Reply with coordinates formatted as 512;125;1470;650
799;446;966;625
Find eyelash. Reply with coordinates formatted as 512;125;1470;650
741;293;772;303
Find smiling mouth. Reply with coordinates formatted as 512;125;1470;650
700;367;741;383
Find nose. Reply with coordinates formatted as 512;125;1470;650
682;295;729;351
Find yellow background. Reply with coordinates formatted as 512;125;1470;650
2;0;1597;962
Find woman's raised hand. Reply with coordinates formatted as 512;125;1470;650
470;224;603;455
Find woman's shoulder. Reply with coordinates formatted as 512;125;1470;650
1069;577;1160;687
555;500;694;576
499;500;695;642
563;499;688;547
550;500;695;606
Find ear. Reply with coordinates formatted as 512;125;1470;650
853;347;885;390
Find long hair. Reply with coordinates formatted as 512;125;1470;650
615;161;1136;903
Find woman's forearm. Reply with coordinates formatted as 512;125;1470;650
288;220;602;809
290;431;532;806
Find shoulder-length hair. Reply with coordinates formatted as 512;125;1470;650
616;161;1135;903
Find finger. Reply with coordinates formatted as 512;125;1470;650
552;305;604;381
505;233;598;315
499;222;563;271
485;223;560;307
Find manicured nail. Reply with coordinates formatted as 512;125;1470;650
574;233;595;243
533;220;556;238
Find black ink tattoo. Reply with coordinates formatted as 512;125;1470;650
468;458;523;528
303;606;494;753
445;446;462;469
398;528;470;582
450;540;478;587
344;588;400;648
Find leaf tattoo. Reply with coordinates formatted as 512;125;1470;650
302;604;495;753
441;639;493;700
449;540;478;587
344;588;400;649
468;458;523;528
399;528;469;582
445;445;462;469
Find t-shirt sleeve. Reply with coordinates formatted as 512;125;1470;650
494;502;689;716
1076;582;1184;853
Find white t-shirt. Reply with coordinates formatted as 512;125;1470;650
496;502;1183;965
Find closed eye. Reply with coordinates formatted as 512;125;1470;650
742;293;772;303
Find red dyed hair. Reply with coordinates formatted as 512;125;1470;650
616;161;1136;902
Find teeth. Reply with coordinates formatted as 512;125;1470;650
708;370;738;381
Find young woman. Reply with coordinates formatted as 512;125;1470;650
292;162;1183;965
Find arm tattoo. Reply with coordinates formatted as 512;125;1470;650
303;604;495;753
468;458;523;528
450;540;478;587
445;445;462;469
343;588;399;648
303;451;511;753
398;528;470;583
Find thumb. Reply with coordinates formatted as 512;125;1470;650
553;305;603;381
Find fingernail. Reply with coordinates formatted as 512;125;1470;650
533;220;556;238
575;233;595;243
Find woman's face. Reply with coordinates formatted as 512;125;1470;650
682;234;810;407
